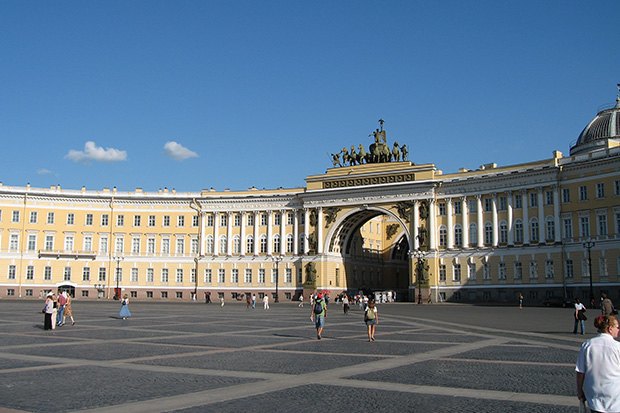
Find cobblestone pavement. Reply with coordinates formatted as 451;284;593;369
0;300;594;412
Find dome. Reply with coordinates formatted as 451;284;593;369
570;97;620;156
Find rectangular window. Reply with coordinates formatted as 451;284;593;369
192;215;199;227
26;265;34;280
161;268;169;283
218;269;225;284
28;234;36;251
468;263;476;280
161;291;168;299
146;268;154;283
579;185;588;201
207;214;214;226
597;183;605;198
285;268;292;283
453;264;461;282
244;268;252;283
98;267;106;282
514;262;522;280
566;259;574;278
115;236;124;253
615;180;620;196
148;215;156;226
86;214;93;225
82;267;90;281
191;238;199;254
258;268;265;284
12;210;20;223
147;238;155;254
231;268;238;283
247;214;254;226
178;216;184;227
498;196;507;211
597;214;608;236
220;214;228;227
545;191;553;205
8;265;16;279
100;236;108;254
64;235;74;251
45;266;52;280
190;268;196;284
117;215;124;226
176;238;184;254
45;235;54;251
132;237;140;254
514;194;522;209
563;217;573;240
64;267;71;281
498;262;506;280
10;234;19;251
67;213;74;225
47;212;55;224
204;269;212;284
261;214;267;226
162;239;170;254
453;201;462;215
438;203;446;215
163;216;170;227
271;268;278;284
131;268;138;282
134;215;141;227
438;265;446;282
580;216;590;238
176;269;183;283
101;214;108;226
529;193;537;207
287;212;294;225
545;260;554;279
484;199;492;212
30;211;38;223
483;263;490;280
274;213;281;225
562;188;570;203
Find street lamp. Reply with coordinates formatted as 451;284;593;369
113;256;124;300
583;239;595;306
410;249;425;304
272;255;283;303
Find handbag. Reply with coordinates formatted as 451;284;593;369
578;309;587;320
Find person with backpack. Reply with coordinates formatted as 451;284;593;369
311;292;327;340
364;299;379;342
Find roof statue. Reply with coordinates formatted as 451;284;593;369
329;119;408;167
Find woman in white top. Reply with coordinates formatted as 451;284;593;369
574;298;587;335
576;315;620;413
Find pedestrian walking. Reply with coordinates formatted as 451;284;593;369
251;294;256;309
601;293;615;316
246;293;252;310
342;294;350;315
574;298;587;335
220;296;225;307
519;293;524;309
364;299;379;341
311;292;327;340
263;294;270;310
56;290;67;327
51;294;58;330
576;315;620;413
119;294;132;319
62;294;76;326
298;294;304;308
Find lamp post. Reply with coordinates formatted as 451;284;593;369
272;255;283;303
583;239;595;306
113;256;123;300
411;249;425;304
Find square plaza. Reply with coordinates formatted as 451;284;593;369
0;300;589;412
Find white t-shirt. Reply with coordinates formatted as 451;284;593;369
575;333;620;412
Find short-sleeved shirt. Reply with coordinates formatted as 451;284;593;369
575;333;620;412
314;299;326;317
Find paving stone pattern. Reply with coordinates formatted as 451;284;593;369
0;300;594;412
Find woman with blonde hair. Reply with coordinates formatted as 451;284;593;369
576;315;620;412
119;294;132;320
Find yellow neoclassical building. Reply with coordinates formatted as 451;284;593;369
1;98;619;304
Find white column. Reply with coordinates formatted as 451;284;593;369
507;192;514;246
267;210;273;256
477;195;484;248
213;212;220;256
317;207;324;254
446;198;454;249
461;196;469;248
253;211;259;255
413;201;420;250
240;212;246;256
428;199;436;250
553;186;561;243
280;209;286;255
492;194;498;247
303;209;310;254
293;209;299;255
226;212;233;256
538;189;545;244
522;191;530;245
200;212;206;256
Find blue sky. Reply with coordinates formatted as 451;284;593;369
1;1;618;193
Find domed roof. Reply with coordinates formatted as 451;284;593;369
570;96;620;156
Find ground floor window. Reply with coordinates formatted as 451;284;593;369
25;289;33;296
7;289;15;296
146;291;153;298
81;290;89;297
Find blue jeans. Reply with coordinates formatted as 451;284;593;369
56;305;65;325
573;318;585;334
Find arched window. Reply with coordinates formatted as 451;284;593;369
246;236;254;254
273;234;281;254
233;235;241;254
530;218;539;243
206;235;214;254
484;222;493;245
439;226;447;247
514;220;523;243
454;224;463;247
499;221;508;244
469;223;478;246
260;235;267;253
286;234;294;253
219;235;227;255
545;216;555;241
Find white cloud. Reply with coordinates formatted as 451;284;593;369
164;141;198;161
65;141;127;163
37;168;52;175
